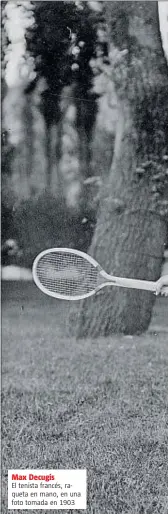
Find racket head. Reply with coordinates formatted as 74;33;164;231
32;247;101;301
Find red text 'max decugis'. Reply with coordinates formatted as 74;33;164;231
12;474;55;482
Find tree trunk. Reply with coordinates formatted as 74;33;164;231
45;123;52;191
71;1;168;337
24;94;34;195
55;118;64;199
76;96;97;213
76;98;92;179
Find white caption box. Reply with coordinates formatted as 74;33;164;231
8;469;87;510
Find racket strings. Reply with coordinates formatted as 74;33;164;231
36;251;99;297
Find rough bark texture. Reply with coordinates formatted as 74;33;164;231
69;1;168;338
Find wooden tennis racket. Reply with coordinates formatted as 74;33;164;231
32;247;168;301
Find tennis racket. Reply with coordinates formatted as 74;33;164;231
32;247;167;301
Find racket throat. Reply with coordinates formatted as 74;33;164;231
97;278;118;292
97;272;117;290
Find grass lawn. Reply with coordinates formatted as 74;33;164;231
2;282;168;514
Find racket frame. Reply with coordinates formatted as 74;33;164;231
32;247;102;301
32;247;157;300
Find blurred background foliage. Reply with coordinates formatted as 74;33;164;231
1;1;168;267
1;0;116;265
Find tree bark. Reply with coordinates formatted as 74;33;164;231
45;123;52;191
76;95;98;213
24;94;34;195
55;118;64;199
76;98;92;180
70;1;168;337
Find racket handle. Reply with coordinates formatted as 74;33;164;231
101;274;157;292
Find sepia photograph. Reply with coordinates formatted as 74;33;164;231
1;1;168;512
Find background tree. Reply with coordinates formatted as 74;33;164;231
26;1;74;194
1;1;17;242
2;0;36;194
72;2;98;181
72;1;168;337
26;1;99;202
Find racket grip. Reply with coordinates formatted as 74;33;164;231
104;275;157;292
